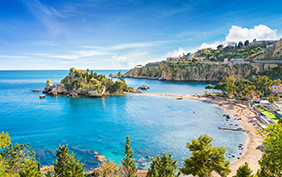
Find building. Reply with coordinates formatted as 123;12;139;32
271;85;282;93
145;61;161;66
251;39;278;46
229;58;250;64
230;58;245;63
135;65;143;69
223;58;229;64
228;42;236;47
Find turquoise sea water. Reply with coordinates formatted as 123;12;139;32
0;70;247;169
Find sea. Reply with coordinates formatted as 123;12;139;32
0;70;247;169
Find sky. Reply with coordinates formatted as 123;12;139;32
1;0;282;70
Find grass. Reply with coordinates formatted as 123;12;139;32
257;107;280;123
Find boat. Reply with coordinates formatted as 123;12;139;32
177;97;183;100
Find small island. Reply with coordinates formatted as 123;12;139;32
43;67;135;98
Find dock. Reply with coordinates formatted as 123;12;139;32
218;127;246;132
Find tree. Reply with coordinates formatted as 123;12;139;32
0;143;33;174
217;44;224;50
19;159;41;177
146;153;180;177
54;144;70;177
258;123;282;176
54;144;85;177
179;134;231;177
244;40;249;46
233;162;253;177
122;136;137;177
205;84;214;90
65;153;86;177
37;158;40;172
238;41;243;48
0;132;13;177
267;94;280;111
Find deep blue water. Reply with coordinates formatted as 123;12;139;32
0;70;247;169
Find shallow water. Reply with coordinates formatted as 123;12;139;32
0;70;247;169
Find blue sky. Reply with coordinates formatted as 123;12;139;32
1;0;282;70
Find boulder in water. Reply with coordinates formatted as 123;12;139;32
138;84;149;90
95;155;107;163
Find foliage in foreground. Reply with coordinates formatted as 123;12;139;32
233;162;253;177
257;123;282;176
179;134;231;177
2;124;282;177
146;153;179;177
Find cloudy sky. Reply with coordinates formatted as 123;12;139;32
1;0;282;70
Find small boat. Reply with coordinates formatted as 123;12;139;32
177;97;183;100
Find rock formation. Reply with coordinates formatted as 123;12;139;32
138;85;150;90
42;67;134;98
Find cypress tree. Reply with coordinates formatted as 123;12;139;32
146;153;180;177
37;158;40;172
122;136;137;177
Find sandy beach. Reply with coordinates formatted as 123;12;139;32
135;93;263;176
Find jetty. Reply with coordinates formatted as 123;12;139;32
218;127;246;132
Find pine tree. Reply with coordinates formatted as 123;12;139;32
180;134;231;177
233;162;253;177
54;144;86;177
146;153;180;177
0;143;33;174
122;136;137;177
19;159;41;177
54;144;70;177
65;153;86;177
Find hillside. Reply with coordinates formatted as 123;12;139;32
121;62;256;82
262;38;282;58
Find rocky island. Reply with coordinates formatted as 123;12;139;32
43;67;135;98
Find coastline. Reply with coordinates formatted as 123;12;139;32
133;93;263;176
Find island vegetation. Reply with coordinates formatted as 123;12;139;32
43;67;134;98
1;122;282;177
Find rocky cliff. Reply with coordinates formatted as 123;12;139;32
263;38;282;58
122;62;257;82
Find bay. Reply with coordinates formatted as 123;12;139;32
0;70;247;169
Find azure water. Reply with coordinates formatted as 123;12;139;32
0;70;247;169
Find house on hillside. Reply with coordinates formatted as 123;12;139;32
228;42;236;47
251;39;278;46
271;85;282;93
145;61;161;66
135;65;143;69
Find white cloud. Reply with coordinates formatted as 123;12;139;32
167;47;187;57
111;55;129;68
81;41;175;51
226;25;277;42
112;55;126;62
200;41;224;50
199;25;278;49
